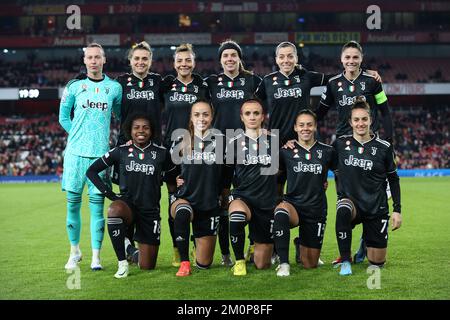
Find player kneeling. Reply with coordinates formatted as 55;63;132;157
225;99;279;276
274;110;336;276
87;114;175;278
332;98;402;276
169;100;228;277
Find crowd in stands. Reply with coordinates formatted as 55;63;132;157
1;53;449;88
392;106;449;169
3;3;449;37
0;106;448;177
0;115;118;176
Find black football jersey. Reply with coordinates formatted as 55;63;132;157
280;140;337;220
226;132;279;210
170;130;226;211
116;73;165;144
101;142;174;217
162;73;210;147
256;67;326;144
206;72;262;136
333;134;397;216
319;71;387;136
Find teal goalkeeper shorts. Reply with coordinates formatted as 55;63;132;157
61;152;110;195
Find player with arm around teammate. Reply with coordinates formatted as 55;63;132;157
170;99;227;277
225;98;279;276
86;113;175;278
333;98;402;276
115;41;165;146
273;110;337;276
59;43;122;271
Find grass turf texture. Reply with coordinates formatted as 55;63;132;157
1;177;449;300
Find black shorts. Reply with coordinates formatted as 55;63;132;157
284;200;327;249
297;218;326;249
191;206;220;238
352;211;390;249
121;198;161;245
232;197;274;244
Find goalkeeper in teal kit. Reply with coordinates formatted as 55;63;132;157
59;43;122;270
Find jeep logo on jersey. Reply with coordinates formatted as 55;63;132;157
293;162;323;174
274;87;302;99
243;154;272;165
170;92;197;104
186;151;216;163
216;88;244;99
127;89;154;100
338;95;366;107
126;160;155;175
344;155;373;171
81;99;108;111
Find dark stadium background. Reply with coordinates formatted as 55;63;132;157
0;0;449;181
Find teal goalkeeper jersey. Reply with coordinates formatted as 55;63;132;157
59;74;122;157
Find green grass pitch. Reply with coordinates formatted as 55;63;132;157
0;177;449;300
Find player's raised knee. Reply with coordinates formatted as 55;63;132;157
108;200;131;218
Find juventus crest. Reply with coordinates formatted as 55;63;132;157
371;147;377;155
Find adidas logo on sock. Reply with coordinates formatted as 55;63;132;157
176;236;185;241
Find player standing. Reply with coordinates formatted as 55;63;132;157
256;41;334;145
59;43;122;270
315;40;393;142
116;41;165;146
333;98;402;276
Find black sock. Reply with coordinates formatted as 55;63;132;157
174;204;192;262
336;202;353;262
368;260;385;268
168;192;176;248
126;220;135;247
229;211;247;261
273;208;290;264
107;217;126;261
218;213;230;255
126;243;138;256
294;237;301;263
